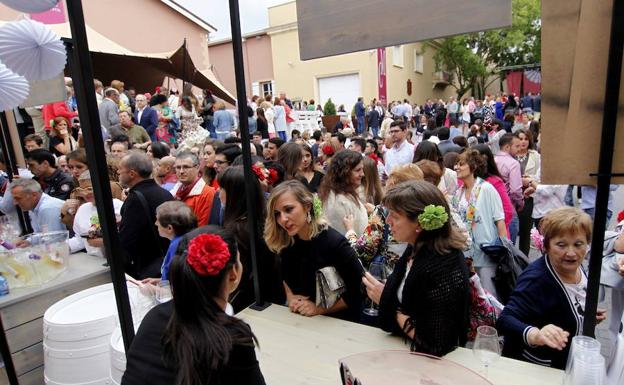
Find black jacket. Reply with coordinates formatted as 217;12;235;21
379;244;470;356
122;301;265;385
119;179;173;278
37;169;75;200
367;109;381;128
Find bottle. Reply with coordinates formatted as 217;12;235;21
0;274;9;296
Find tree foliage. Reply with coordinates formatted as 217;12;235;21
432;0;541;99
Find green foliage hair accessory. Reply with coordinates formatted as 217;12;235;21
417;205;448;231
312;195;323;219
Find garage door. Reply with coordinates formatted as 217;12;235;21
318;73;360;113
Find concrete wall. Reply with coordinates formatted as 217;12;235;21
208;33;274;98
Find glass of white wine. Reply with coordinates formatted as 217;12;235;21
472;325;501;378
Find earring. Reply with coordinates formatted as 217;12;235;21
306;211;312;223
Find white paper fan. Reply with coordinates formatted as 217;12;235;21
0;0;59;13
0;62;29;111
0;19;66;81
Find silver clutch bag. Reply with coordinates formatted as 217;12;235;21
315;266;346;309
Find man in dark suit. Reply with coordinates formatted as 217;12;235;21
134;94;158;141
118;152;173;278
521;92;534;113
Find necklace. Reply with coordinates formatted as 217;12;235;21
516;153;528;163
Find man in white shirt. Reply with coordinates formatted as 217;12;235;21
384;120;415;175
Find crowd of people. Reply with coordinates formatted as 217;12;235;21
2;80;623;384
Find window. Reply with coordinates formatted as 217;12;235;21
414;50;424;73
392;45;404;68
260;81;273;97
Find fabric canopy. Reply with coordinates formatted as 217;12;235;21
0;21;235;103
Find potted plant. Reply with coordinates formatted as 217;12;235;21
321;98;340;132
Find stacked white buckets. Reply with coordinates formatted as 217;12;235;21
43;283;140;385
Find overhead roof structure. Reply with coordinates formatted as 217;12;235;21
0;21;235;103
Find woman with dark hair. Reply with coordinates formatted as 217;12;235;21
202;140;223;189
151;94;175;146
122;226;265;385
200;89;216;137
474;144;514;236
363;181;470;356
264;180;364;320
451;149;507;297
299;144;324;193
513;129;541;255
277;142;303;181
255;108;269;139
413;141;458;197
217;166;278;311
147;141;170;160
318;150;368;236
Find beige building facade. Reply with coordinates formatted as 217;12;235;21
267;1;456;111
208;30;275;102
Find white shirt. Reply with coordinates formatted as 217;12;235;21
532;184;567;219
563;271;587;330
384;140;415;175
67;200;123;257
137;106;146;123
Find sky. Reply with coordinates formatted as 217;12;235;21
178;0;290;40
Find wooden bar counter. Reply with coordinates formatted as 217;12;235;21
0;253;110;385
238;304;564;385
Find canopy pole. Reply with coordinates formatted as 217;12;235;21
0;111;31;235
65;0;135;350
583;0;624;337
228;0;268;310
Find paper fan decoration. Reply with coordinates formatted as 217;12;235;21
0;0;59;13
0;63;29;111
0;19;66;81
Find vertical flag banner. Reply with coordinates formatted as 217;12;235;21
377;48;387;105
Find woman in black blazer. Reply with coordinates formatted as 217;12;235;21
363;181;470;357
122;226;265;385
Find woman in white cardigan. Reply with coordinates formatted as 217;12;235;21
318;150;368;236
514;129;541;255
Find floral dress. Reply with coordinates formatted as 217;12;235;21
154;105;175;145
344;205;407;274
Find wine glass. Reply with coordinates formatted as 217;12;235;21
362;261;386;316
472;325;501;378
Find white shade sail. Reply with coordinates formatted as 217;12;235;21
0;19;66;81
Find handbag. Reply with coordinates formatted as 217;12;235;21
467;273;504;341
315;266;346;309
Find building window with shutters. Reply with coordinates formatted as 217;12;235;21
413;50;424;74
392;45;404;68
260;81;273;97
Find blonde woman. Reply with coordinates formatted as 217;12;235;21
264;180;364;320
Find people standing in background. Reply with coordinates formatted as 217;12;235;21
134;94;159;142
213;101;235;141
384;121;415;176
494;133;523;243
273;96;288;141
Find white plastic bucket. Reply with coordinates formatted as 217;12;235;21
109;328;126;385
43;283;138;384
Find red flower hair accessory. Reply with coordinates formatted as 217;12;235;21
186;234;231;276
618;210;624;223
368;153;379;163
322;145;335;156
251;164;266;181
267;168;279;185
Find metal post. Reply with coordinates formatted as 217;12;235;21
182;38;187;92
228;0;268;310
65;0;135;349
0;111;31;234
0;315;18;385
583;0;624;337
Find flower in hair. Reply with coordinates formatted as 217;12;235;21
312;194;323;218
186;234;231;276
417;205;448;231
267;168;279;185
322;145;335;156
251;164;266;181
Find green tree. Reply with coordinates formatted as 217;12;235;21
323;98;336;115
432;0;541;99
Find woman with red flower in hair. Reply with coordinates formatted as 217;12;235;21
123;226;266;385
